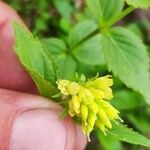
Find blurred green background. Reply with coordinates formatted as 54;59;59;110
5;0;150;149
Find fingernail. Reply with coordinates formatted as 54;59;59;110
9;109;67;150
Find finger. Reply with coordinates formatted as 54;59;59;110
0;1;36;93
0;89;86;150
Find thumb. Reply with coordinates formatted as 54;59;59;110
0;89;86;150
0;1;36;93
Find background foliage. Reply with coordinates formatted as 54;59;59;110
6;0;150;149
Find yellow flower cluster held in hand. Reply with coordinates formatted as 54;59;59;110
57;75;121;140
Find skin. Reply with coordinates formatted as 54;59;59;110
0;1;87;150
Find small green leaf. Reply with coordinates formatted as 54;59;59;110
101;27;150;104
73;34;105;65
97;133;122;150
106;124;150;147
86;0;124;26
68;20;98;48
13;22;58;97
125;0;150;9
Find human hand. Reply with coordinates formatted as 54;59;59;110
0;1;87;150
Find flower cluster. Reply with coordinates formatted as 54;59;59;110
57;75;120;138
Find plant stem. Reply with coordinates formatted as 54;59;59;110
102;6;135;31
71;6;135;51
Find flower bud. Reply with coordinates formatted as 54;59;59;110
103;88;113;100
95;120;107;135
100;100;119;120
89;102;99;114
80;104;88;123
71;95;81;114
57;80;70;95
89;88;104;99
97;106;112;129
79;88;94;105
94;75;113;89
87;112;97;133
68;82;81;95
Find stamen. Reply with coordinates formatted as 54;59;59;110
87;134;91;142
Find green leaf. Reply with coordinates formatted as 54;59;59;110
43;38;67;54
125;0;150;9
53;0;73;19
13;22;58;97
73;34;105;65
68;20;98;48
42;38;76;79
97;133;122;150
101;27;150;104
86;0;124;25
108;124;150;147
57;54;76;79
25;66;54;97
126;23;143;38
128;113;150;134
111;90;145;110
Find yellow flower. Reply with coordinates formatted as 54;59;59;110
94;75;113;88
79;88;94;105
94;76;113;100
99;100;120;120
57;75;120;138
57;80;81;96
80;104;89;124
68;82;81;95
57;80;70;95
86;75;113;100
70;95;81;114
89;88;104;99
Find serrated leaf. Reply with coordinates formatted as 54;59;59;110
68;20;98;48
73;34;105;65
86;0;124;25
101;27;150;104
104;124;150;147
25;66;55;97
13;22;58;97
125;0;150;9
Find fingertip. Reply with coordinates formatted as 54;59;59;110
0;1;36;93
0;1;24;24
